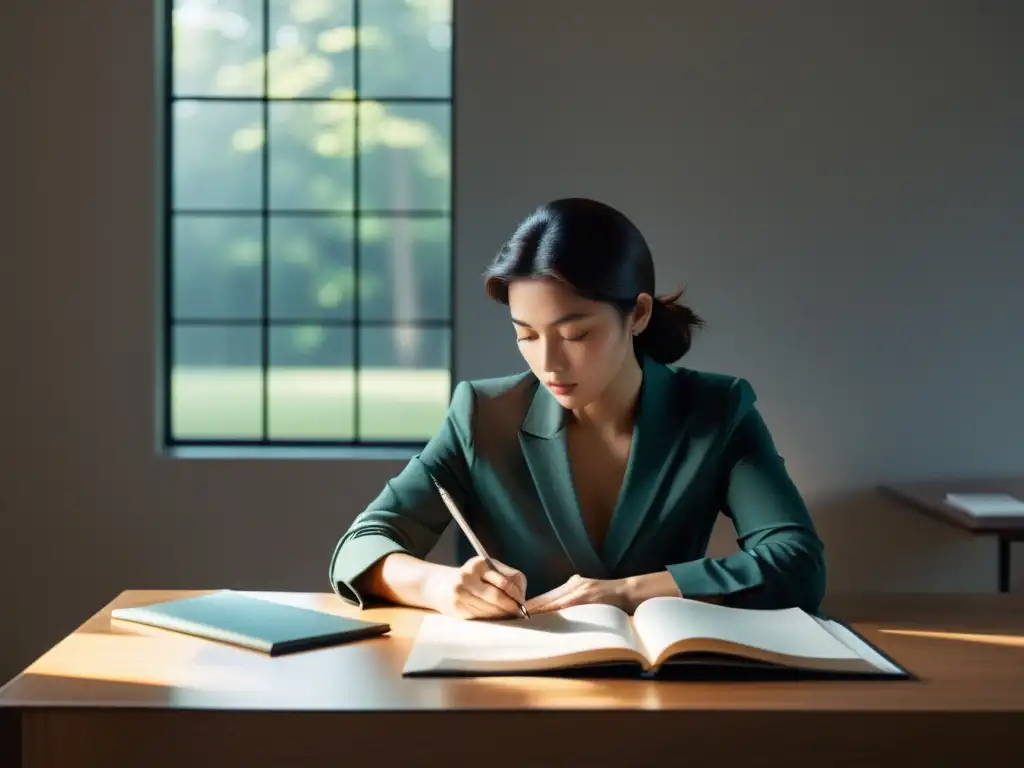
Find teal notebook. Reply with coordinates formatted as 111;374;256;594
111;590;390;655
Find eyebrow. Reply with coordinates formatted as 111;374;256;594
510;312;592;328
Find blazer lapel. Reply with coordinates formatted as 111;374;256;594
519;383;609;578
600;356;687;569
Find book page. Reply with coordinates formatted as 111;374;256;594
631;597;862;666
811;617;906;674
403;603;640;674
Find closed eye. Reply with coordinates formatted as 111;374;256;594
516;332;588;343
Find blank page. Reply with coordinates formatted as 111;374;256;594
632;597;860;665
811;617;906;674
403;604;637;674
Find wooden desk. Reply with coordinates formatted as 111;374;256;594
882;477;1024;592
3;590;1024;767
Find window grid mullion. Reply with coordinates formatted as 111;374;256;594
352;0;362;443
163;0;175;450
171;209;450;218
260;0;271;442
170;95;449;104
172;318;452;328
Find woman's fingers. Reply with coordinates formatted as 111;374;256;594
454;582;506;619
525;578;580;613
533;589;585;614
457;563;519;616
491;561;528;601
480;568;526;605
464;556;527;606
475;579;522;614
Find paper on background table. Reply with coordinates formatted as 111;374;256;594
944;493;1024;517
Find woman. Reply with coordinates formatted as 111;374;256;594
329;198;826;619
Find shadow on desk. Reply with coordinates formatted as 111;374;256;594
418;660;915;683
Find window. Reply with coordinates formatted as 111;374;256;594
165;0;453;447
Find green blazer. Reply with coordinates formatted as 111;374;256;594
329;355;826;613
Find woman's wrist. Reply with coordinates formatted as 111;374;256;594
617;570;682;612
419;562;459;612
367;553;453;611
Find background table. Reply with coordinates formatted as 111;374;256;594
881;476;1024;592
3;590;1024;767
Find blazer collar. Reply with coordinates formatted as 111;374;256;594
520;355;676;439
520;378;570;439
518;355;682;574
520;354;676;439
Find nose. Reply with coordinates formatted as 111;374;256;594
541;338;567;374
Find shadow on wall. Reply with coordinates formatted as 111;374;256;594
703;488;999;594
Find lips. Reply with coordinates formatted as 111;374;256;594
547;382;577;395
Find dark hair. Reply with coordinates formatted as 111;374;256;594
484;197;704;364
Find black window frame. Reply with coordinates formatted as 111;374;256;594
160;0;457;450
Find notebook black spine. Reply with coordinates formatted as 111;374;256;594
271;624;390;656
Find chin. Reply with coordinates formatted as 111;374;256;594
549;386;588;406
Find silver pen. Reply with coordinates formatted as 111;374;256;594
429;476;530;619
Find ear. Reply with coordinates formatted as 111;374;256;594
630;293;654;336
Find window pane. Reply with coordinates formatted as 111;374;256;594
172;326;263;439
173;0;264;97
358;327;449;440
268;0;354;98
269;326;354;439
270;101;355;210
166;0;454;446
174;101;264;210
270;216;355;320
360;0;451;98
174;215;263;320
359;216;449;321
358;103;450;211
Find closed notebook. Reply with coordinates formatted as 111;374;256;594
402;596;908;678
111;590;390;655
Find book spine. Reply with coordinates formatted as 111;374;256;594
113;608;273;653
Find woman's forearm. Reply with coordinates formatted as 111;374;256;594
359;552;454;611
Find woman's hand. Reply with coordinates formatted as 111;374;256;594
424;556;527;620
524;574;630;614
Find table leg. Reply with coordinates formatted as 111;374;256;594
0;709;20;768
998;537;1011;593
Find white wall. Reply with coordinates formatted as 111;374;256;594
4;0;1022;683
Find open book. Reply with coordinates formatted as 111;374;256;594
402;597;907;678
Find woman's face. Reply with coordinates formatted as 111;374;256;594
507;277;642;408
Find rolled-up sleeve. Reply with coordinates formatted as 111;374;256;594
328;381;477;607
667;379;827;613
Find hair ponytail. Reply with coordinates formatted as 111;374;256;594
634;287;705;364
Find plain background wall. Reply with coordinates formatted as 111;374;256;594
3;0;1022;684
